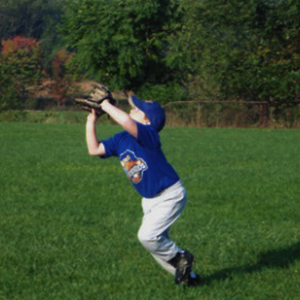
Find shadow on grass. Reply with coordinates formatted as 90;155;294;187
202;241;300;286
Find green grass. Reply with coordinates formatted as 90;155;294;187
0;122;300;300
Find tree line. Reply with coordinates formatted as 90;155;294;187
0;0;299;111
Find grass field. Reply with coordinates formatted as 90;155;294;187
0;121;300;300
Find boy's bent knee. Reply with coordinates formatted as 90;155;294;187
138;229;158;250
137;228;151;244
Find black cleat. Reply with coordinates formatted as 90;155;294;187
173;250;195;285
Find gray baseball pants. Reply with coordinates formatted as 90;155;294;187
137;181;187;275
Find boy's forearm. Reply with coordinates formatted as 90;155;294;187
86;120;101;155
101;101;131;125
101;100;137;137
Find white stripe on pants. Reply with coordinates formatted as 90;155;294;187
137;181;187;275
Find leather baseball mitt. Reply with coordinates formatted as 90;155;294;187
75;83;116;117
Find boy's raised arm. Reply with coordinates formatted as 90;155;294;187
86;109;106;156
100;100;138;138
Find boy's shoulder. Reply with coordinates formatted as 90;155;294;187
114;130;129;138
111;125;161;149
111;130;134;143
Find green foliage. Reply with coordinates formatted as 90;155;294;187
136;82;188;104
61;0;182;91
0;0;69;84
0;59;23;111
47;49;77;106
2;0;300;106
0;36;43;111
1;36;43;86
170;0;300;102
0;0;67;40
0;109;28;122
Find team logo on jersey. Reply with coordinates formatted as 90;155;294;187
120;150;148;184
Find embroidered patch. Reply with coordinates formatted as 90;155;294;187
120;150;148;184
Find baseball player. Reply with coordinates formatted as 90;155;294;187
85;95;200;286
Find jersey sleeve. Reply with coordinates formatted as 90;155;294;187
100;132;124;158
136;123;161;149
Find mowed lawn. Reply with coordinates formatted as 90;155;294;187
0;122;299;300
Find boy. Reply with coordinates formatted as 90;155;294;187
85;95;199;286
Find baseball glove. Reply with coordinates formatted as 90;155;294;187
75;83;116;117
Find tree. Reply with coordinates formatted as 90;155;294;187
0;58;23;111
169;0;300;103
61;0;185;102
0;36;43;110
0;0;67;41
0;0;68;73
1;36;43;85
48;49;77;106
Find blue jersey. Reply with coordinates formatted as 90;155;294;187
101;123;180;198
